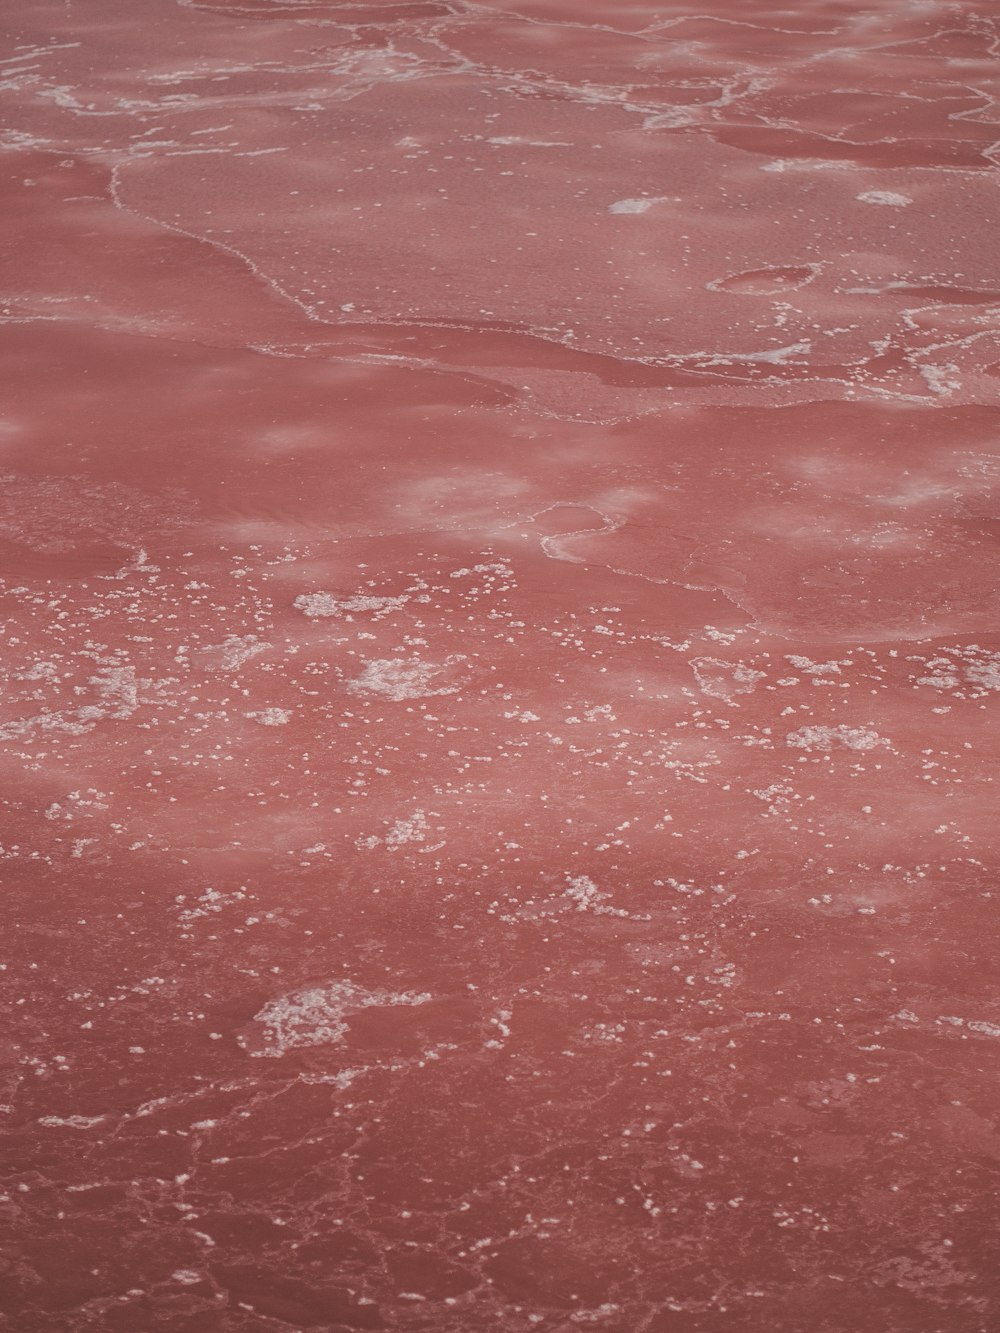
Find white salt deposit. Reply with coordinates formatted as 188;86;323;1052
244;980;431;1057
856;190;912;207
608;197;667;214
295;592;409;618
358;809;433;850
786;724;887;751
691;657;766;700
348;658;459;701
245;707;292;725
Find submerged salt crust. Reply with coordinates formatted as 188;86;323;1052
2;0;999;1329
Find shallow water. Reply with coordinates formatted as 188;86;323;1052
2;1;999;1329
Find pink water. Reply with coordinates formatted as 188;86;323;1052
2;1;1000;1329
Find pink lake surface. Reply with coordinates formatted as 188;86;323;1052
2;1;1000;1330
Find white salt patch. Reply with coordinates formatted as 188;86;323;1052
737;341;812;364
89;666;140;716
786;724;887;751
914;649;1000;693
571;1304;623;1323
707;963;737;988
785;655;845;676
856;190;912;207
212;635;266;670
566;874;612;911
487;136;571;147
691;657;765;700
450;562;511;578
584;704;615;722
563;875;646;919
295;591;409;618
916;672;959;690
245;707;291;726
0;711;91;742
38;1115;107;1129
919;363;961;397
0;665;147;741
177;885;248;925
243;980;431;1057
965;656;1000;691
348;658;459;701
608;197;667;214
358;809;434;851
